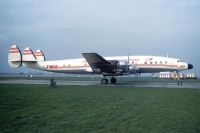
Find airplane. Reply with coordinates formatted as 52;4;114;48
8;44;193;85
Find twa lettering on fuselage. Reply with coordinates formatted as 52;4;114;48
47;65;58;70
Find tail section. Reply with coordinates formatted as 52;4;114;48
8;45;22;68
8;45;46;69
34;49;45;61
22;47;37;61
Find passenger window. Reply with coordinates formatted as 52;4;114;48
144;62;147;64
155;61;157;64
165;61;167;64
160;61;162;64
150;62;152;64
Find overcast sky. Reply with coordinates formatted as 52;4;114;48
0;0;200;75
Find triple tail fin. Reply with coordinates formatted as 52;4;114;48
8;45;46;69
8;45;22;68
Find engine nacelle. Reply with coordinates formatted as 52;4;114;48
117;61;130;72
107;60;136;74
118;61;128;66
117;61;136;73
128;65;134;71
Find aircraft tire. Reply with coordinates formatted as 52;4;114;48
101;79;108;85
111;78;117;84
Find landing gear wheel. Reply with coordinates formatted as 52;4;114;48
101;79;108;85
111;78;117;84
177;81;182;85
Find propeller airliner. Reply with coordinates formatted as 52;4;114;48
8;45;193;85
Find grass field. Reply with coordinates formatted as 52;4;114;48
0;84;200;133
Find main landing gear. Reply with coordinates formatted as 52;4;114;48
101;78;108;85
101;77;117;85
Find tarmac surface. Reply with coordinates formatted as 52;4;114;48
0;79;200;89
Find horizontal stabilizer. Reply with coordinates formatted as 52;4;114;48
34;49;45;61
22;47;37;62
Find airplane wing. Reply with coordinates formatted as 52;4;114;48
82;53;110;66
82;53;117;75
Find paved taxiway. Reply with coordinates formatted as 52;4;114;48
0;79;200;89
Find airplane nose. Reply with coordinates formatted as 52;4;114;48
188;63;193;69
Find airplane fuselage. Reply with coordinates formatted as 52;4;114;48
25;55;189;74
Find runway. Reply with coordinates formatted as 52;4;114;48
0;79;200;89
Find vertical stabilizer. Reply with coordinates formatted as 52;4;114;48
8;45;22;68
34;49;45;61
22;47;37;61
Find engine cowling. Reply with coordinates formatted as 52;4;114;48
106;60;136;74
128;65;134;71
117;61;136;73
118;61;128;66
117;61;128;71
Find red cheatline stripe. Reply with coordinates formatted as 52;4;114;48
9;48;19;51
9;49;19;51
10;48;18;50
137;64;177;67
35;54;44;56
23;52;33;55
9;48;20;53
23;51;32;53
57;66;89;69
35;52;43;54
23;49;33;55
9;51;20;53
23;52;32;54
24;50;31;52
